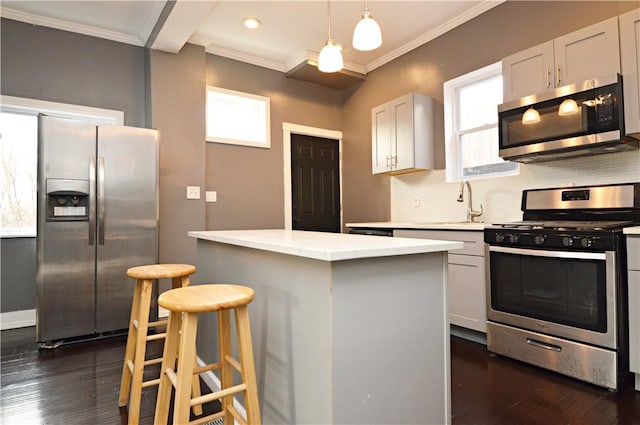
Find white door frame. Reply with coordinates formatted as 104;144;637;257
283;122;343;231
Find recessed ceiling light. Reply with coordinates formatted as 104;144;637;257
242;17;261;29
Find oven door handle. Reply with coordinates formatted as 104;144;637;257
489;245;606;260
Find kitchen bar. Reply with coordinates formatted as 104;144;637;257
188;229;462;424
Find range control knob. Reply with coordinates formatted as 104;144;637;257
562;236;573;247
581;238;592;248
534;235;546;246
509;234;519;244
495;234;505;243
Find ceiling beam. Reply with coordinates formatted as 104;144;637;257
151;0;218;53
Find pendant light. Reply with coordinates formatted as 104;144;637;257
522;107;541;124
352;0;382;51
558;98;579;116
318;0;343;73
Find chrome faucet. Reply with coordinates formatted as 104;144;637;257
457;180;483;222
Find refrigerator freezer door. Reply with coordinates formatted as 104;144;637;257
95;126;159;333
37;116;97;342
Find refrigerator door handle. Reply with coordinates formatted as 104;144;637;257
98;156;106;245
89;155;96;246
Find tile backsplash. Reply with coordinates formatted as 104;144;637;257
391;150;640;224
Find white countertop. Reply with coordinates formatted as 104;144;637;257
624;226;640;235
189;229;463;261
345;221;490;231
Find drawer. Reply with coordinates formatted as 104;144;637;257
628;236;640;271
394;229;485;256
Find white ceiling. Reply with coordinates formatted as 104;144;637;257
1;0;503;74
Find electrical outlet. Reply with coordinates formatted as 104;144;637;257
413;194;421;207
186;186;200;200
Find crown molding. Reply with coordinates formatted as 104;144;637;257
365;0;505;72
202;43;288;73
0;6;145;46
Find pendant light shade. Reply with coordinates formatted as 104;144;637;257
522;107;541;124
318;38;344;73
352;8;382;51
318;0;344;73
558;98;579;116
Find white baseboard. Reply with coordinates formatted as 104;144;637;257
197;356;247;423
0;309;36;330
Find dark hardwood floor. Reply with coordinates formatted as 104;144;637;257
1;326;639;424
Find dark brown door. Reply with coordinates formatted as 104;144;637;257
291;134;340;232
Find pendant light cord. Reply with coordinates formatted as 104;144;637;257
327;0;333;39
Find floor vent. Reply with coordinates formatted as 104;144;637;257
203;419;223;425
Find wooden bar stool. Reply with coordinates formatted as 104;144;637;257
154;284;261;425
118;263;201;425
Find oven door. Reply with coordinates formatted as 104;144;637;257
486;246;617;349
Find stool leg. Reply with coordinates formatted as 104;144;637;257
171;275;203;417
128;278;153;425
236;306;261;424
218;310;234;424
118;278;143;407
174;312;199;425
154;310;181;425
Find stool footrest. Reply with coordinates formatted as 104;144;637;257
225;354;242;373
190;411;224;425
194;362;220;375
146;332;166;341
228;404;248;425
190;383;247;407
141;378;160;388
144;357;163;366
148;319;167;328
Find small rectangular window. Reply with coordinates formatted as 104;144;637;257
444;62;518;182
206;86;270;148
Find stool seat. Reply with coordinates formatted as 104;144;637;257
127;263;196;280
158;284;254;313
118;263;199;425
155;284;261;425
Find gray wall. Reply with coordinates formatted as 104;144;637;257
0;19;148;314
340;0;638;225
204;55;343;230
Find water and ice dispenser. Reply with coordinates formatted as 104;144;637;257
45;179;89;221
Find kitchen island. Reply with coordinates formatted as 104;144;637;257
188;229;463;425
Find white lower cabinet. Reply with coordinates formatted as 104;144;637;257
394;229;487;333
627;235;640;391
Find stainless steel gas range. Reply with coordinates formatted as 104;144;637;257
483;182;640;390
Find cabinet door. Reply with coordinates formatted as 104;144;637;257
629;270;640;373
502;41;554;102
554;17;620;87
391;94;415;172
372;103;391;174
448;254;486;332
620;8;640;136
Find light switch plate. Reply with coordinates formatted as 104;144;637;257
186;186;200;199
206;191;217;203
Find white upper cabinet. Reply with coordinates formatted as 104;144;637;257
372;93;434;175
503;17;621;102
620;8;640;136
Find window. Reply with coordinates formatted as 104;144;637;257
444;62;518;182
0;95;123;238
206;86;270;148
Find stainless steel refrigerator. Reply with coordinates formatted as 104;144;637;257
36;115;159;344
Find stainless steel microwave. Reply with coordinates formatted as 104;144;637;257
498;74;639;163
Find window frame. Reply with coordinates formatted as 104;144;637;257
444;61;519;182
205;86;271;149
0;95;123;238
